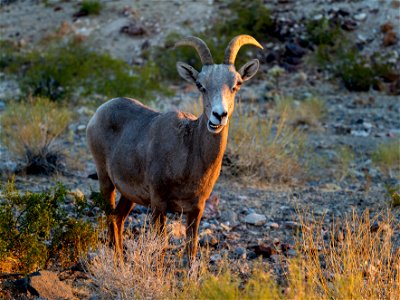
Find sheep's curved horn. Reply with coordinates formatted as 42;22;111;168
223;35;263;65
175;36;214;65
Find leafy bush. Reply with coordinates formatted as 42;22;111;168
312;38;398;92
144;0;270;82
306;17;342;46
0;97;71;174
80;0;102;15
1;40;171;101
0;180;97;273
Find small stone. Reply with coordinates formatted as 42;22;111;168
233;247;247;259
220;210;238;225
383;31;397;47
354;12;367;21
284;221;302;230
313;14;323;21
210;253;222;262
244;213;267;226
77;124;86;131
286;249;297;257
266;222;279;229
199;234;218;247
253;243;276;258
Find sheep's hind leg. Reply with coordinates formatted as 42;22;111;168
115;195;135;256
150;200;167;262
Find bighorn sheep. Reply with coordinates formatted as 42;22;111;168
86;35;263;262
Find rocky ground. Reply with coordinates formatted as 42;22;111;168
0;0;399;298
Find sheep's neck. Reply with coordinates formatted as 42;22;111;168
196;113;228;171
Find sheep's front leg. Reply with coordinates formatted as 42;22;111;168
186;204;205;264
115;196;135;256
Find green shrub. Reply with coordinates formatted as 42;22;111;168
0;180;97;273
306;17;342;46
1;41;171;101
145;0;270;82
0;97;71;174
80;0;102;15
372;140;400;176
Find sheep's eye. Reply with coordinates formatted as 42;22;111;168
196;82;206;92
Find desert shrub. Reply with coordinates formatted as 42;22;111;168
386;185;400;207
227;103;306;183
306;17;342;46
145;0;269;82
0;180;97;273
372;140;400;177
0;97;71;174
313;39;398;92
1;41;171;101
79;0;102;15
275;96;326;128
89;223;203;299
294;210;400;299
334;145;355;181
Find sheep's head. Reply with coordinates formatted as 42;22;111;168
176;35;263;134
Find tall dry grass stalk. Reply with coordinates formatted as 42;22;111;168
87;210;399;299
88;223;207;299
228;102;306;183
292;210;400;299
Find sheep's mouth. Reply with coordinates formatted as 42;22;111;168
207;120;224;134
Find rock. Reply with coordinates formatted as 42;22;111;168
283;221;302;230
120;22;147;37
0;101;5;111
220;210;238;226
233;247;247;259
252;243;277;258
29;270;75;300
266;222;279;229
199;234;218;247
383;31;397;47
381;22;394;33
341;20;357;31
210;253;222;262
77;124;86;131
353;12;367;21
285;42;306;58
244;213;267;226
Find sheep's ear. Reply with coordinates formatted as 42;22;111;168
176;62;199;83
238;59;260;82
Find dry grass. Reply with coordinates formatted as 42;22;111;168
275;96;326;128
87;210;399;299
372;140;400;178
294;210;400;299
88;223;207;299
228;102;306;183
0;97;71;174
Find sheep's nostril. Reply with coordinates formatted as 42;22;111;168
212;111;228;121
212;111;221;121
